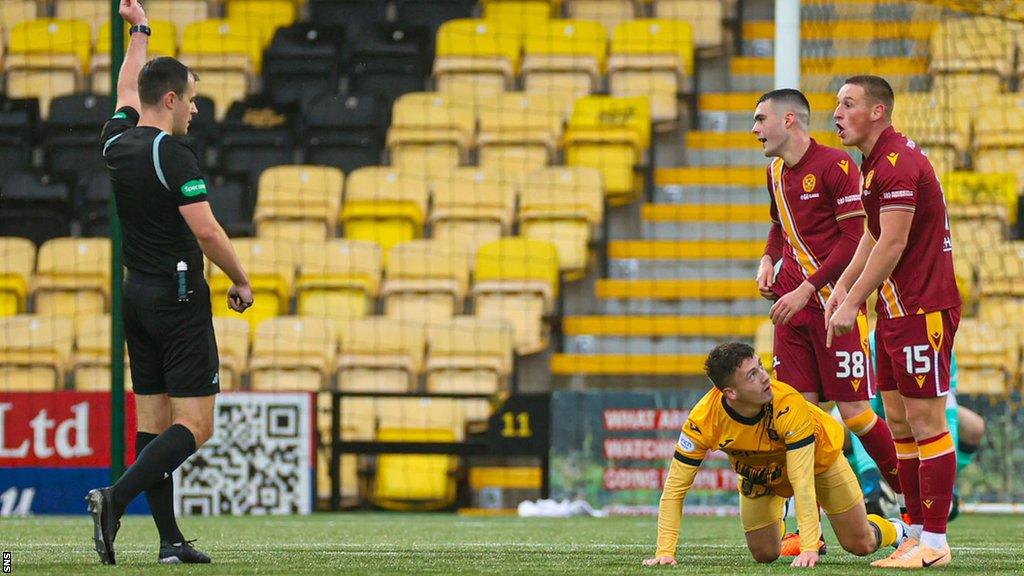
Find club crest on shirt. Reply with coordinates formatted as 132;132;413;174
802;174;816;192
864;169;875;191
837;159;849;174
887;152;899;167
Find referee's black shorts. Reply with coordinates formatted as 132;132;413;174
123;272;220;398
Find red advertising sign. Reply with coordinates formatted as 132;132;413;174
0;392;137;468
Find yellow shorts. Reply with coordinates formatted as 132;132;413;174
740;457;863;533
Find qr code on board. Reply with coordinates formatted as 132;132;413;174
174;393;313;516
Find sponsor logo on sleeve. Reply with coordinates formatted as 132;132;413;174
180;179;207;197
677;431;696;452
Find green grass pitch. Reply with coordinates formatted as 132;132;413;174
4;513;1023;574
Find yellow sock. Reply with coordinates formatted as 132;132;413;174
868;513;897;547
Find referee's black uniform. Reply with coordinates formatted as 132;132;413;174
100;106;219;397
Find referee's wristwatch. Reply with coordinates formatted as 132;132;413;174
129;24;152;36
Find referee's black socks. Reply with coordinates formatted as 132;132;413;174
111;424;197;519
136;431;186;544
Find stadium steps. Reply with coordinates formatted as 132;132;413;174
696;92;844;133
653;167;764;205
639;203;769;240
727;55;931;92
740;20;936;58
683;130;842;167
593;278;766;316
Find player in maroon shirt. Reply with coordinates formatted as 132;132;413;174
828;75;961;569
752;89;902;556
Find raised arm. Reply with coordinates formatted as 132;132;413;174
115;0;149;112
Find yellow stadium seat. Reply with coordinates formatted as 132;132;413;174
0;314;74;391
930;17;1016;82
483;0;552;36
654;0;724;51
225;0;296;47
54;0;108;38
0;237;35;317
977;242;1024;297
249;315;337;391
522;19;607;111
944;172;1018;226
382;240;471;324
372;426;459;511
472;238;560;355
434;19;521;98
92;20;177;93
567;0;639;39
212;315;250;390
425;316;514;394
955;319;1013;395
8;18;91;72
4;69;77;119
192;69;249;121
0;1;40;45
147;0;210;45
974;99;1024;190
254;165;344;241
609;19;694;123
32;238;110;318
341;166;429;252
208;238;298;331
564;96;650;203
477;92;565;178
337;317;426;392
520;167;604;278
387;92;476;177
430;167;518;256
893;92;971;159
71;314;134;392
296;239;382;326
180;19;261;118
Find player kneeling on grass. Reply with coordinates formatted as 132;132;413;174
643;342;907;568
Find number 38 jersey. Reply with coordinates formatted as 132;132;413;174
674;380;845;498
860;126;961;319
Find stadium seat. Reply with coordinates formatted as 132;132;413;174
891;92;970;164
254;165;344;241
472;238;560;355
42;93;109;188
309;0;388;30
653;0;724;51
296;239;382;326
212;315;250;391
974;101;1024;197
0;208;72;247
519;166;604;278
930;17;1016;83
372;426;459;511
0;97;39;180
477;92;565;181
217;97;296;187
521;19;608;113
3;70;77;121
0;314;74;390
225;0;297;48
6;19;92;117
483;1;553;36
53;0;108;38
564;96;650;204
387;92;476;178
262;22;344;107
0;237;35;318
566;0;639;39
337;317;426;392
425;316;514;394
394;0;475;35
977;242;1024;298
180;19;263;119
205;176;253;237
146;0;210;45
944;172;1018;227
0;170;73;225
249;315;337;391
70;314;134;392
955;319;1012;395
32;237;110;318
341;166;429;252
382;240;471;324
0;2;39;45
434;19;521;100
208;237;298;331
429;168;518;257
608;19;695;123
92;21;177;92
302;93;386;174
346;23;431;105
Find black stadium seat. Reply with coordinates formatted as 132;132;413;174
180;95;218;169
301;92;386;173
393;0;474;35
310;0;388;30
42;93;109;188
0;97;39;180
0;171;72;245
217;97;296;189
346;24;431;104
263;23;345;107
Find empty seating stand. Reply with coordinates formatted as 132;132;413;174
302;93;386;174
263;22;344;107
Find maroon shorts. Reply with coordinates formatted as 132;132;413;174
876;307;960;398
773;306;874;402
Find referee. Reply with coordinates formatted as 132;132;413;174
86;0;253;565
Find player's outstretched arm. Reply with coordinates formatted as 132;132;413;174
115;0;148;113
643;457;699;566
